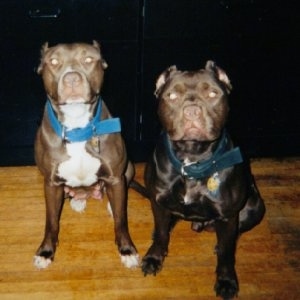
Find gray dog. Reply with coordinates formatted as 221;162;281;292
141;61;265;299
34;41;138;269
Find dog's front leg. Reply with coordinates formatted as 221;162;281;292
214;216;239;299
34;181;64;269
106;175;139;268
142;195;176;276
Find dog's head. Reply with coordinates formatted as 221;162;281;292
155;61;232;142
37;41;108;106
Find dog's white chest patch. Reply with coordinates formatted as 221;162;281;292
58;142;100;187
60;102;90;129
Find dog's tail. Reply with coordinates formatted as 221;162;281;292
129;180;150;199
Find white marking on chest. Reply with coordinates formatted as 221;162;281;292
58;142;100;187
183;194;193;204
60;102;91;129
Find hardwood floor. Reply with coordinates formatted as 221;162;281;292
0;158;299;299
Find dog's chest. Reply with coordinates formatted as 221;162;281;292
183;173;221;204
57;141;100;187
156;175;224;221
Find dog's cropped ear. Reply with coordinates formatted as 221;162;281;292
37;42;49;74
154;65;178;97
92;40;108;69
101;59;108;69
205;60;232;93
92;40;100;49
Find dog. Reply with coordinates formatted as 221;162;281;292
141;61;266;299
34;41;139;269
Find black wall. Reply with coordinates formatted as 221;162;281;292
0;0;299;166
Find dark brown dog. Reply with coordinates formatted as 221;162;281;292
141;61;265;299
34;41;138;269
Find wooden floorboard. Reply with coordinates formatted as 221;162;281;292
0;158;299;299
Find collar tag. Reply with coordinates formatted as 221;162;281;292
207;172;221;195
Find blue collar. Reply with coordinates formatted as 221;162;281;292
164;130;243;179
46;98;121;142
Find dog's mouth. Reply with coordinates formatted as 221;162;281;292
181;114;213;140
184;127;204;140
167;118;219;142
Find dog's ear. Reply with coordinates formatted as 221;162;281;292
154;65;178;97
92;40;108;69
101;59;108;69
92;40;100;49
37;42;49;74
205;60;232;93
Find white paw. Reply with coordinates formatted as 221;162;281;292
120;254;139;268
70;198;86;213
33;255;52;269
107;202;113;217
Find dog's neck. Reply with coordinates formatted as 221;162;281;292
171;138;219;164
59;102;93;129
164;131;243;179
46;98;121;142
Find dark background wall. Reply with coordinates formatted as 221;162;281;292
0;0;299;166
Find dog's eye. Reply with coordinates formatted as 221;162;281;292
208;91;218;98
50;58;59;66
169;93;177;100
84;57;93;64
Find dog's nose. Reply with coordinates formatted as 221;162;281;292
63;72;82;87
183;105;201;120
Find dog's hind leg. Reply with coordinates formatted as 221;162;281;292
238;183;266;234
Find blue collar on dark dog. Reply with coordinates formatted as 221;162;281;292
46;98;121;142
164;130;243;179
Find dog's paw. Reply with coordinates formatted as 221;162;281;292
141;256;163;276
120;253;139;268
33;255;52;269
214;277;239;299
70;198;86;213
119;246;139;268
